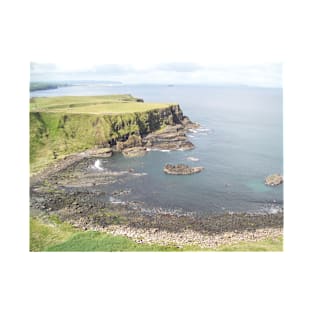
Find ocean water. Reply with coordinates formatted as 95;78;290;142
31;84;283;214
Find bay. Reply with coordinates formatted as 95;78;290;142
31;84;283;214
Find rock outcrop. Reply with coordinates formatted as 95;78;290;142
89;147;113;158
181;116;200;129
143;124;196;151
163;164;204;175
265;174;283;186
116;135;142;151
122;147;147;158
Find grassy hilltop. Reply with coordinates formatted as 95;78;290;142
30;94;181;173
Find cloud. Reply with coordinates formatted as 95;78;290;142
30;62;282;87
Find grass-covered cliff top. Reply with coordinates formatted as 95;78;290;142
30;94;173;114
30;94;181;173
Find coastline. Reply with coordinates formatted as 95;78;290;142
30;141;283;250
98;225;283;249
29;95;283;251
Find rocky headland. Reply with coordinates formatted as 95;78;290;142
30;95;199;171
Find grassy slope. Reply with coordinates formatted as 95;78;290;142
30;95;174;173
30;217;283;252
30;95;171;114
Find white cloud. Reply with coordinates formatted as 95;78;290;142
30;62;282;87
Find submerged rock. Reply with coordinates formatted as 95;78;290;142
265;174;283;186
163;164;204;175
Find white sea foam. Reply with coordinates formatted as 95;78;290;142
92;159;104;170
187;157;199;162
109;196;126;204
132;172;148;177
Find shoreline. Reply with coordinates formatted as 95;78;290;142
78;223;283;249
30;146;283;249
30;113;283;250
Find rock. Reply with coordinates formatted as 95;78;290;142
265;174;283;186
90;147;113;157
122;147;147;158
143;125;194;150
116;135;142;151
181;116;200;129
145;140;152;147
163;164;204;175
178;141;194;150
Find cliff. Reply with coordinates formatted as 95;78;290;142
30;95;186;173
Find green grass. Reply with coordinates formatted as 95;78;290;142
214;237;283;252
30;95;172;114
30;216;74;251
30;217;283;252
30;217;190;252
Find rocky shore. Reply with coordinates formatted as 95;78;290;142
29;109;283;249
113;117;199;157
30;158;284;248
98;225;283;249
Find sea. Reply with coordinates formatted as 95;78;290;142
30;84;283;215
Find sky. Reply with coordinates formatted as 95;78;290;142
30;62;282;87
28;0;285;87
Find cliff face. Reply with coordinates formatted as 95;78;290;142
30;104;185;172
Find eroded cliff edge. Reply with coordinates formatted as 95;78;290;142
30;95;198;173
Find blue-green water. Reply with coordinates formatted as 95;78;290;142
31;84;283;214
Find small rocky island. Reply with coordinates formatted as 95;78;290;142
265;174;283;186
163;164;204;175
